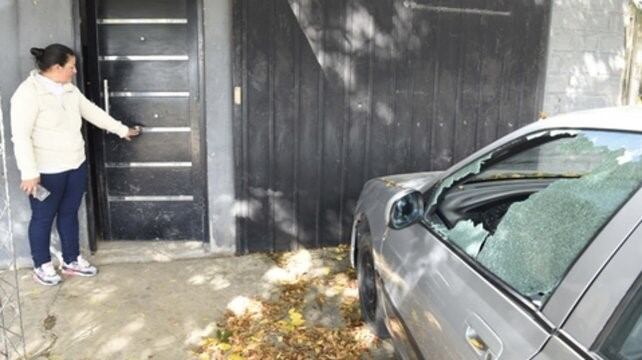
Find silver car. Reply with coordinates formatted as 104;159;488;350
351;107;642;359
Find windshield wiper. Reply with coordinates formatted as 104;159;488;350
470;172;583;182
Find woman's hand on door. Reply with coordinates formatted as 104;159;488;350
20;177;40;196
125;126;141;141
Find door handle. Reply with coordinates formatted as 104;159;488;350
465;326;493;359
103;79;110;114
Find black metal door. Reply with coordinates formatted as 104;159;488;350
85;0;206;240
233;0;551;252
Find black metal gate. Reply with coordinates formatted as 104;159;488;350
83;0;207;241
233;0;551;252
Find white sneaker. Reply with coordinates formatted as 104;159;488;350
61;255;98;277
33;262;62;286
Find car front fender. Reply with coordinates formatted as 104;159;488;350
351;171;442;267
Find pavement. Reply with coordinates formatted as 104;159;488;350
15;243;395;359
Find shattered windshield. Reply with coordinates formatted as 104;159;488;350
425;130;642;305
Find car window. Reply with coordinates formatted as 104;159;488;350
424;130;642;305
472;131;604;180
597;280;642;360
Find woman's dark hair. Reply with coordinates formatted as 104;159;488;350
30;44;75;71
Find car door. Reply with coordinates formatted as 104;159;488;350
381;223;551;359
533;202;642;359
379;129;642;359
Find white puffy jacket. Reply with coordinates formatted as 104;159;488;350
11;70;129;180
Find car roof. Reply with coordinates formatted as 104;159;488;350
531;106;642;133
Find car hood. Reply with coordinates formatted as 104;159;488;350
377;171;443;192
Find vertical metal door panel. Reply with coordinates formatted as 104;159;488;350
497;3;524;138
108;98;190;127
98;25;189;55
272;0;298;251
292;0;324;249
344;0;374;246
453;3;483;163
477;15;504;148
319;2;348;247
431;10;462;170
234;0;551;251
244;0;274;252
517;3;549;129
88;0;206;241
368;0;395;179
390;2;414;177
408;6;437;172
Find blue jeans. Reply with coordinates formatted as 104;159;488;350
29;162;87;267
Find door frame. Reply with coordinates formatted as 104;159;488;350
79;0;209;246
231;0;245;253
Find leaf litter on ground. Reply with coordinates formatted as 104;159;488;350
194;245;388;360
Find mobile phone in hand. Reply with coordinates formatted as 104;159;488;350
33;184;50;201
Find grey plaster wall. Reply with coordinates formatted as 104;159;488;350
0;95;15;269
543;0;627;115
0;0;87;267
0;1;20;268
203;0;236;254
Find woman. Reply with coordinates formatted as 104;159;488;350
10;43;140;286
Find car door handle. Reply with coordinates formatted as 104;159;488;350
465;326;493;359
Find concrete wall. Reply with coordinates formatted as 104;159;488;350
203;0;236;254
0;2;19;267
0;0;86;267
543;0;627;115
0;95;15;268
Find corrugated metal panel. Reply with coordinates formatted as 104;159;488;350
233;0;551;252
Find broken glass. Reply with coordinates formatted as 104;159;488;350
427;131;580;211
427;153;493;210
437;220;489;257
477;133;642;300
426;130;642;303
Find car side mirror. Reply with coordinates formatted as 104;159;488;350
388;191;424;230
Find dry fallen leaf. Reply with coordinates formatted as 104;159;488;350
288;308;305;327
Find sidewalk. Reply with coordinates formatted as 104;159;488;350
17;247;394;359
